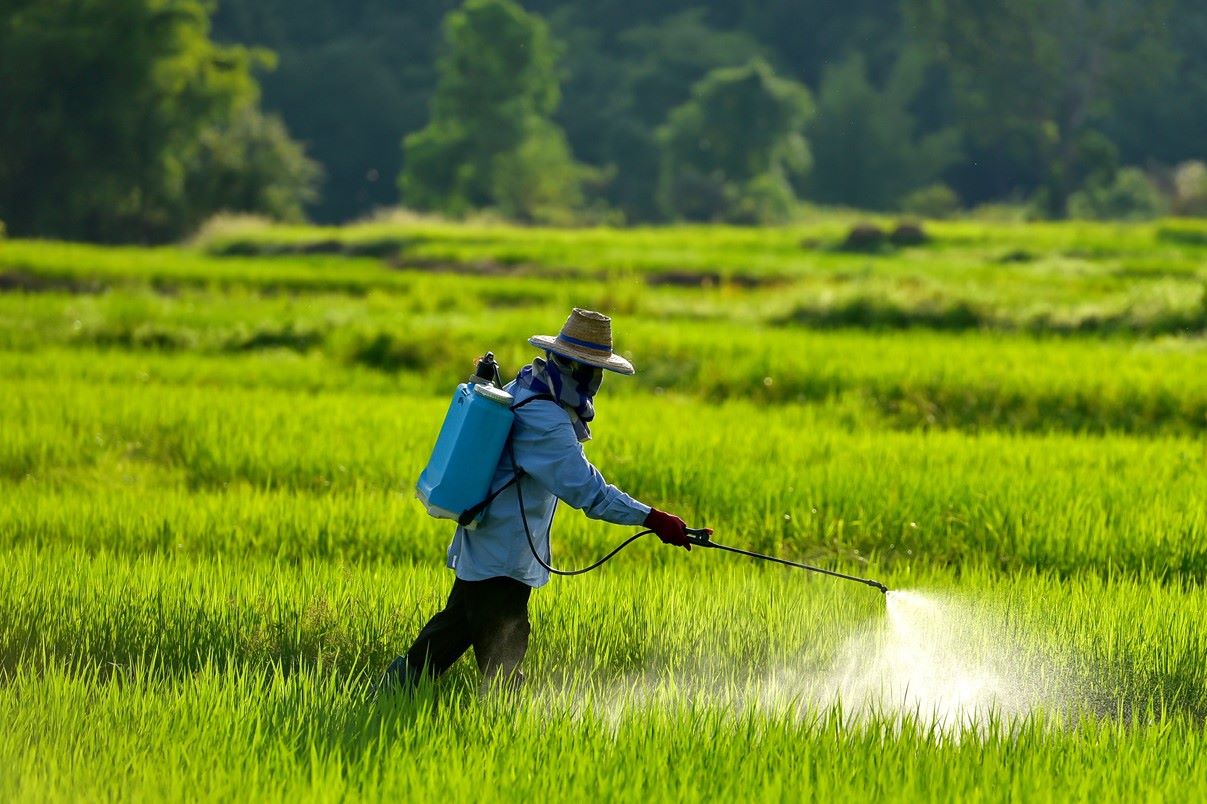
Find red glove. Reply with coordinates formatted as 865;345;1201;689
644;507;691;551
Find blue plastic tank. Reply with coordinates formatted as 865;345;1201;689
416;382;515;524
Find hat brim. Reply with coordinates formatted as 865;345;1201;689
529;335;635;375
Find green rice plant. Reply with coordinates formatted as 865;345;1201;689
3;549;1207;801
2;290;1205;433
2;375;1204;577
6;218;1207;336
4;221;1207;800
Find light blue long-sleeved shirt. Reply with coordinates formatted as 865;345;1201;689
445;384;651;588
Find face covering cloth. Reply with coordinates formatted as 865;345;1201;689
512;352;602;442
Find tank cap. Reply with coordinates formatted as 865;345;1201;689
473;383;513;406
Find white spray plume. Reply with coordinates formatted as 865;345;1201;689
540;588;1072;738
814;589;1063;734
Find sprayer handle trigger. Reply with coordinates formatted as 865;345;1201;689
685;527;713;546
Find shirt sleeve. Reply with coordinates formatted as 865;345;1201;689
512;401;651;526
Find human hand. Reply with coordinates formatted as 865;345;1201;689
644;507;691;551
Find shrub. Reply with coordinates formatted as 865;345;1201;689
728;172;800;225
901;184;960;219
1172;161;1207;217
839;222;888;252
1067;167;1166;221
889;221;929;246
184;106;320;228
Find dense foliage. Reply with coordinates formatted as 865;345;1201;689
3;0;1205;234
806;51;960;210
657;59;813;223
0;0;318;242
208;0;1207;223
400;0;590;223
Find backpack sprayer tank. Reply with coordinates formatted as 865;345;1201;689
415;353;515;527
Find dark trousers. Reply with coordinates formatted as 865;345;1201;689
401;576;532;687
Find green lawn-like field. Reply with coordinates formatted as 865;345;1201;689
2;221;1206;801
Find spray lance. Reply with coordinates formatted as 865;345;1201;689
683;528;888;594
415;351;889;594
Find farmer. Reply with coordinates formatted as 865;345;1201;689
382;308;702;691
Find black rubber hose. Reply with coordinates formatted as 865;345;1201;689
513;460;656;576
508;439;662;576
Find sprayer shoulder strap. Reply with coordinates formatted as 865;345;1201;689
455;393;556;527
509;392;557;412
499;391;557;480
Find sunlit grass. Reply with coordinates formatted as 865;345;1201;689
1;375;1203;574
4;220;1207;800
3;550;1207;800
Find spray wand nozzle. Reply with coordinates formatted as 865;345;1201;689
684;527;889;594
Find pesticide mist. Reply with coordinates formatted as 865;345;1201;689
813;589;1066;733
554;586;1073;738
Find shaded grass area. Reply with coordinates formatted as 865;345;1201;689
192;216;1207;267
775;284;1207;335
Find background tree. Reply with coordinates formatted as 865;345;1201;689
906;0;1176;215
807;51;960;210
399;0;589;222
5;0;1205;231
258;40;414;221
657;59;813;223
212;0;918;224
207;0;1207;223
0;0;315;242
1105;0;1207;173
183;105;320;225
213;0;452;222
551;10;769;221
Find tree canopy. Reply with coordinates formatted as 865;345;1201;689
807;51;960;211
658;60;813;223
400;0;589;222
4;0;1206;235
211;0;1206;223
906;0;1179;214
0;0;317;242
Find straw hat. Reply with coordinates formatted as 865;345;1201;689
529;308;635;375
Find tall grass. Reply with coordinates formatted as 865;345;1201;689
2;376;1203;576
5;224;1207;334
2;294;1205;432
4;222;1207;800
3;550;1207;800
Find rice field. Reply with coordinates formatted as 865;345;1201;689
2;221;1206;800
